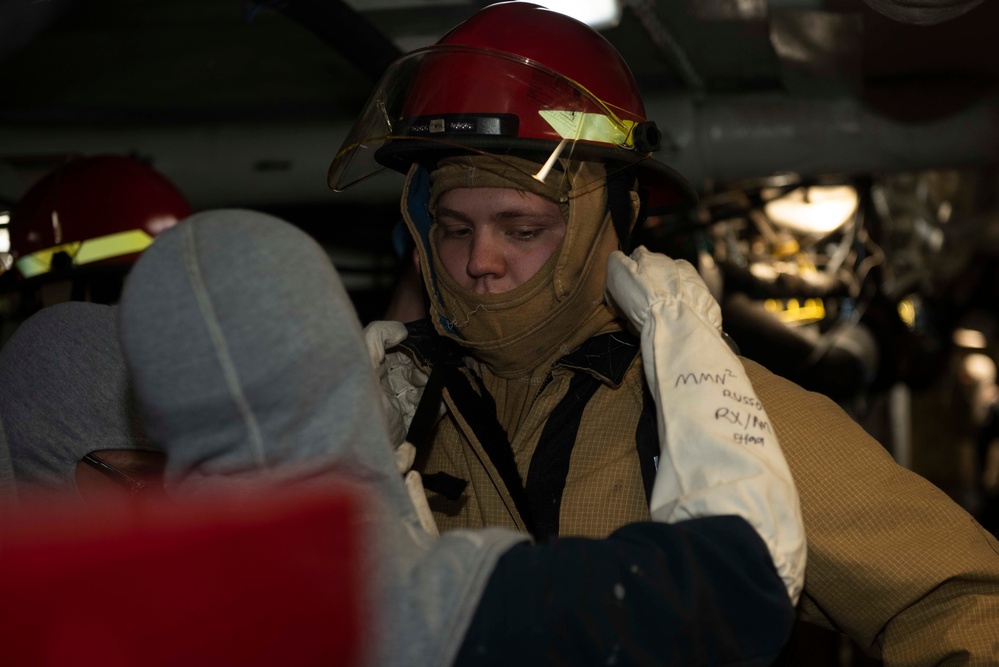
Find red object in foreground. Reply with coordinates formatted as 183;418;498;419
0;486;368;667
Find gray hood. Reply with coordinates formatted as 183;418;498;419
118;209;525;667
0;302;155;500
118;208;404;497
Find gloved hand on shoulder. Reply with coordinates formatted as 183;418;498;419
363;320;429;447
605;246;806;604
364;321;437;535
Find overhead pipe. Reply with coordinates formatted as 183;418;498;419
623;0;706;94
647;90;999;190
860;0;985;25
0;122;402;209
269;0;402;82
0;0;77;61
1;90;998;208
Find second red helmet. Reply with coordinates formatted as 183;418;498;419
9;155;192;280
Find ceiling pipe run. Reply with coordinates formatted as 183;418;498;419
861;0;985;25
648;90;999;190
270;0;403;81
1;91;997;208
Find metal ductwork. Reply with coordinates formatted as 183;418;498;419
272;0;402;82
0;122;402;209
861;0;985;25
648;91;999;190
1;90;997;209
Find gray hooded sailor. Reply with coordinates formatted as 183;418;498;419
117;209;525;667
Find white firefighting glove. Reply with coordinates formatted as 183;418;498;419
363;320;429;447
605;247;806;604
395;441;439;536
364;321;438;536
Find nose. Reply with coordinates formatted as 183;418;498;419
465;231;505;292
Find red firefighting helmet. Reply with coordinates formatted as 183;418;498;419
9;155;192;279
328;1;696;213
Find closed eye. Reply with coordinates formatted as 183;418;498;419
509;228;546;241
437;224;471;239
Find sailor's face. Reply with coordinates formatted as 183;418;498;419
433;187;565;295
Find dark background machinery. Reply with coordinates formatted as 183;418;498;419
2;2;997;664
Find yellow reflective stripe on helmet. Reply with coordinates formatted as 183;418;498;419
16;242;83;278
74;229;153;265
15;229;154;278
538;110;637;147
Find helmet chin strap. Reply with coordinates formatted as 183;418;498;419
606;167;644;253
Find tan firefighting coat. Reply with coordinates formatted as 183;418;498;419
402;326;999;665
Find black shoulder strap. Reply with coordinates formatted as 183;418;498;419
405;360;449;450
403;323;662;537
401;323;534;532
524;371;603;541
402;319;460;449
443;368;538;537
402;322;469;501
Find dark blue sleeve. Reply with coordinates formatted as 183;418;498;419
455;515;794;667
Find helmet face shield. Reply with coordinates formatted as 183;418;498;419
329;1;698;213
328;45;651;198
